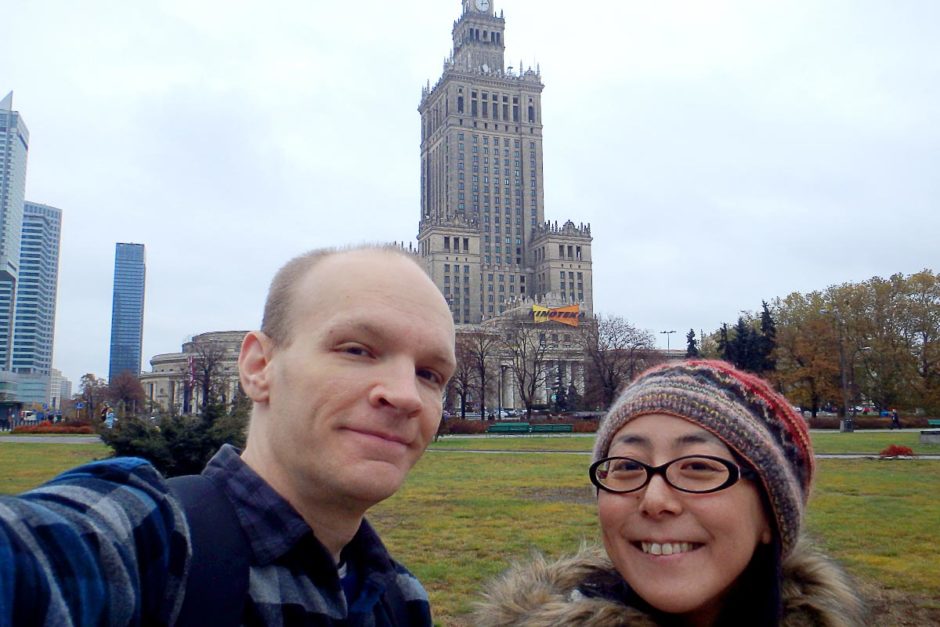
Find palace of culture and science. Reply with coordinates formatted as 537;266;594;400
141;1;594;414
417;0;594;325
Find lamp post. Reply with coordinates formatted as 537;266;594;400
660;330;676;354
822;308;853;432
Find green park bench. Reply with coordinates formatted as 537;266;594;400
927;419;940;427
530;423;574;433
486;422;531;434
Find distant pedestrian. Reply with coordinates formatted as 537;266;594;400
890;409;901;430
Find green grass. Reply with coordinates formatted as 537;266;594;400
0;442;110;494
3;439;938;625
431;431;940;455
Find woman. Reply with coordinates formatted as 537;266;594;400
476;360;866;626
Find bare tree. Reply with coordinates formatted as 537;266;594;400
463;330;500;416
188;336;230;419
447;336;477;418
503;324;550;419
579;315;659;409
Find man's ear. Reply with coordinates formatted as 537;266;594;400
239;331;274;403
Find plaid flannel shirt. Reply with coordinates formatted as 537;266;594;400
0;445;432;626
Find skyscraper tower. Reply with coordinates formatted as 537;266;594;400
0;92;29;371
11;202;62;404
108;243;146;381
417;1;593;324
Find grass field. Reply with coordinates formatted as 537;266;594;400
2;436;938;624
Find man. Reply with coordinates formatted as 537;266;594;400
0;245;456;625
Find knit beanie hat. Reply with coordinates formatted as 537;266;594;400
592;359;814;557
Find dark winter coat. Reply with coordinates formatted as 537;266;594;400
474;536;866;626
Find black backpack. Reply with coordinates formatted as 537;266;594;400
167;475;250;626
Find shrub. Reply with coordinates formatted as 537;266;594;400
440;419;487;435
12;421;94;435
880;444;915;458
572;419;598;433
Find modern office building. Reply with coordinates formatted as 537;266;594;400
108;243;146;381
0;92;28;375
417;1;593;324
49;368;71;411
11;202;62;404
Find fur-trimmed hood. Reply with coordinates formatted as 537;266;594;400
474;536;866;626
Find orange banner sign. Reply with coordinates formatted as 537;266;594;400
532;304;580;327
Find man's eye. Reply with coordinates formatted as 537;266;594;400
340;345;371;357
417;369;442;385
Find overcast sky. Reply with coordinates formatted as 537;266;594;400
3;0;939;386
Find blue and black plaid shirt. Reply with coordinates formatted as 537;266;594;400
0;445;432;626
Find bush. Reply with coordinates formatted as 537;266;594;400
12;420;94;434
440;419;487;435
99;410;248;477
880;444;915;458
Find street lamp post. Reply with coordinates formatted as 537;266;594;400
660;330;677;354
822;308;854;433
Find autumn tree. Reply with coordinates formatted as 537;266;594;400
108;371;146;417
80;374;108;421
770;291;840;416
579;315;659;409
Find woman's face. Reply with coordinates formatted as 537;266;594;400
597;414;773;625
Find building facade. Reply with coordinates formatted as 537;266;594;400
0;92;28;375
11;202;62;404
108;243;146;381
139;331;246;416
417;1;593;324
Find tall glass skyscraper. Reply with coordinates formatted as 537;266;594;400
12;202;62;404
108;243;146;381
0;92;28;374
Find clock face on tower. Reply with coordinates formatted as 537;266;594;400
475;0;490;12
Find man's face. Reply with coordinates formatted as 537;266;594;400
248;250;456;510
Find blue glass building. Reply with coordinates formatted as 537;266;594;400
108;243;146;381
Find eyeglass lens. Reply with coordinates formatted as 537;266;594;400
593;456;735;493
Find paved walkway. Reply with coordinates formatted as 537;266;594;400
0;435;102;444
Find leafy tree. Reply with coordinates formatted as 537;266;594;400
685;329;699;358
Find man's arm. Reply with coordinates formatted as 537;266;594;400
0;457;190;626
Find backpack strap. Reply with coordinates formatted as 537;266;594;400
167;474;250;626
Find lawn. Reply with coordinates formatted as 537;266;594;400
431;430;940;455
2;438;938;624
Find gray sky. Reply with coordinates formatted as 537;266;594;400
3;0;938;386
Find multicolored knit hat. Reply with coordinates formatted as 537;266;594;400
592;359;814;557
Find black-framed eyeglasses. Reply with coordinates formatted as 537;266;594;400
589;455;752;494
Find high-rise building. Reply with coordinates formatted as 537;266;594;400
108;243;146;381
11;202;62;404
0;92;28;374
417;1;593;324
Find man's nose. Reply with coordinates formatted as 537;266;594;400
369;360;423;415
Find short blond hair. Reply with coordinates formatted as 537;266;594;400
260;244;422;346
